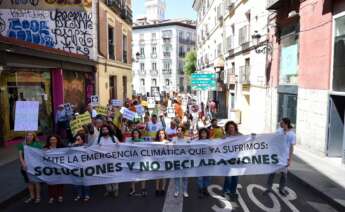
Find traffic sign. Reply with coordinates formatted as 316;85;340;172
191;73;216;90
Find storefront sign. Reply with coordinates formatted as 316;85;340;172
14;101;39;131
25;133;289;185
111;99;123;107
0;0;92;11
147;97;156;109
95;106;108;117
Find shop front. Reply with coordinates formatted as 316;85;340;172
0;38;95;145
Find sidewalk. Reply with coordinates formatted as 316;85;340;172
289;145;345;211
0;145;26;208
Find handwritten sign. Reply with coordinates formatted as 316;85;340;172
121;108;136;121
90;96;99;106
135;105;145;116
111;99;123;107
95;106;108;116
14;101;39;131
167;107;175;118
69;113;92;135
147;97;156;109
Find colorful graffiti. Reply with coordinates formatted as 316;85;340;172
0;0;92;11
0;8;95;59
8;18;55;48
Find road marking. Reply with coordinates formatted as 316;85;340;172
208;184;233;212
247;184;281;212
272;184;299;212
162;179;183;212
237;184;250;212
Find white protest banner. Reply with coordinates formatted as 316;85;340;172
147;97;156;109
167;107;175;118
111;99;123;107
14;101;39;131
135;105;145;116
25;134;289;186
121;108;136;121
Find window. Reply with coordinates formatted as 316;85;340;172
140;79;145;86
165;79;170;86
123;34;128;63
333;15;345;91
139;33;144;40
108;26;114;59
140;47;145;58
152;79;157;86
122;76;127;100
151;33;156;40
140;63;144;71
109;76;117;99
152;46;156;55
152;63;157;70
226;35;233;51
164;63;171;70
217;43;222;57
179;31;184;39
238;25;249;45
179;77;184;92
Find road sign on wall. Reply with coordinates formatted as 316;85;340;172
191;73;216;90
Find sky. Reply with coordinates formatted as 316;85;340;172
132;0;197;20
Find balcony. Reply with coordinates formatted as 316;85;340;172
107;0;122;14
138;70;146;76
267;0;283;10
240;65;250;85
150;70;158;76
106;0;132;25
163;52;171;58
241;41;250;51
162;69;172;75
151;53;157;59
121;6;133;25
151;39;157;45
163;38;172;46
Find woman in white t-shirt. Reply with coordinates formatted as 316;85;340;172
94;125;120;198
166;121;177;139
172;126;189;198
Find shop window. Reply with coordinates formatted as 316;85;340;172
64;71;85;112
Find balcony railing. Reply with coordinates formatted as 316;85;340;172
106;0;132;25
163;52;171;58
267;0;283;10
240;66;250;85
138;70;146;76
151;53;157;59
150;70;158;76
162;69;172;75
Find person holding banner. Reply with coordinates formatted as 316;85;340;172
95;125;121;198
18;132;43;204
222;121;241;200
129;129;147;197
173;126;189;198
208;119;225;139
154;130;169;196
197;128;211;198
44;135;65;204
72;134;91;202
264;118;296;197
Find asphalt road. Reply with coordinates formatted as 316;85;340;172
3;174;339;212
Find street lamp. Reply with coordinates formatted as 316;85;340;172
252;31;272;54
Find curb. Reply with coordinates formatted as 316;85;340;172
288;171;344;212
0;189;27;210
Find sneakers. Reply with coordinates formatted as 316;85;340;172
174;192;179;197
183;192;189;198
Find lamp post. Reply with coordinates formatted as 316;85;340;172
252;31;272;54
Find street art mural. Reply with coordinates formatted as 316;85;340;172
0;0;92;11
0;7;96;59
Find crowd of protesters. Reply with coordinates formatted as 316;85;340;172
18;93;296;204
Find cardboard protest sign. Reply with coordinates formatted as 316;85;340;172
14;101;39;131
135;105;145;116
78;113;92;126
111;99;123;107
69;119;83;136
95;106;108;116
167;107;175;118
121;108;136;121
147;97;156;109
90;96;99;106
64;103;74;116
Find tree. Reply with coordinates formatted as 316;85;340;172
183;50;197;76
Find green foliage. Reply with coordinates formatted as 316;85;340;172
183;50;197;76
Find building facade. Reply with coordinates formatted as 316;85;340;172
132;0;196;96
97;0;133;105
193;0;269;132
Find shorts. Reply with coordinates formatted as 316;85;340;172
20;169;29;183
